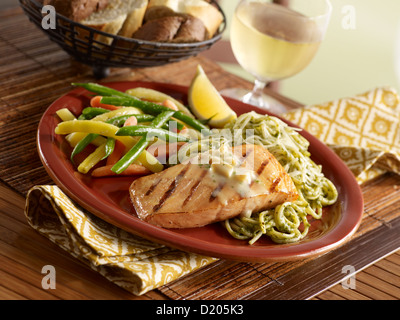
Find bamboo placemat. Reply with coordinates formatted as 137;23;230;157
1;7;399;300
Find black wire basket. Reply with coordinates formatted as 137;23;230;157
19;0;226;78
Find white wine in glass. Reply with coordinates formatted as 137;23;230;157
223;0;332;113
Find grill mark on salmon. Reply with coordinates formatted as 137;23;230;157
238;147;253;165
209;182;226;202
242;148;253;159
183;169;208;206
145;177;161;196
152;164;190;212
257;158;270;175
269;177;282;193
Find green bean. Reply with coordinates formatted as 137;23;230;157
81;107;110;119
101;96;171;114
72;82;134;99
111;110;175;174
164;120;184;132
102;137;116;160
103;114;185;131
70;133;98;163
106;114;155;127
100;96;211;134
116;126;190;142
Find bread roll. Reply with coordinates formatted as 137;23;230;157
42;0;109;22
145;0;223;38
80;0;148;45
133;14;207;42
173;15;207;42
118;0;148;38
133;15;184;42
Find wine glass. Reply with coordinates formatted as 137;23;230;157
221;0;332;114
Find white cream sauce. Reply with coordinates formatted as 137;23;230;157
184;144;270;217
208;162;269;218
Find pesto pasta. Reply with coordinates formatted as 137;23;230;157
224;112;338;244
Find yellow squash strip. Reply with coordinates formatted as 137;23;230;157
55;120;137;149
92;107;143;122
77;142;107;174
56;108;76;121
136;150;164;173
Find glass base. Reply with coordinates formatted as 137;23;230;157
220;87;288;115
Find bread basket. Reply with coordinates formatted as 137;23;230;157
19;0;226;78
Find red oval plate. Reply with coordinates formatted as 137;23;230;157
37;81;364;262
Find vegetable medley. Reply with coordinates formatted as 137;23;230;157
55;83;210;177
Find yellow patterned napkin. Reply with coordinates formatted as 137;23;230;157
25;185;217;295
283;87;400;184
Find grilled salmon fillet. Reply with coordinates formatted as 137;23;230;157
129;144;298;228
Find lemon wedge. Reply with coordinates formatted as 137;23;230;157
188;65;237;128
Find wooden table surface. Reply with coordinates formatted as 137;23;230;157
1;6;399;300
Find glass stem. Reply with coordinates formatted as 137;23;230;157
243;79;268;108
252;79;268;102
